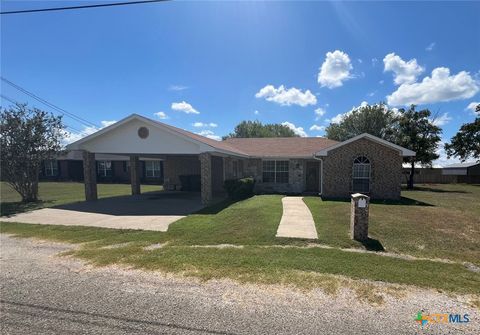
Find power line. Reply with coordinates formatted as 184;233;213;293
0;93;84;133
0;94;18;105
1;77;98;128
1;0;169;15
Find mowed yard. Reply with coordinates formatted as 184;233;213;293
1;181;479;300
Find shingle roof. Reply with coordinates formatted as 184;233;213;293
443;162;480;168
223;137;339;158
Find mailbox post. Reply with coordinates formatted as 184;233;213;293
350;193;370;241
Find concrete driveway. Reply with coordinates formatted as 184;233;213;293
1;191;204;231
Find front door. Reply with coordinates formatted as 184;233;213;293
305;161;319;192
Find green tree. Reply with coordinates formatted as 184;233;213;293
325;103;396;141
223;120;298;139
445;104;480;162
0;104;65;202
390;105;442;189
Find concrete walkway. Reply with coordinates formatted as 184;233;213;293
276;197;318;239
1;208;183;231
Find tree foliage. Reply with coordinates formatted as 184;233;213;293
0;104;65;202
325;103;396;141
445;104;480;162
390;105;442;189
223;120;298;139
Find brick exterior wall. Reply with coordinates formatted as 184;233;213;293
199;153;212;204
322;138;403;200
163;155;200;189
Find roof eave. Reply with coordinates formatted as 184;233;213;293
314;133;416;157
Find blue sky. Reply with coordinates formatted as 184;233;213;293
1;1;479;166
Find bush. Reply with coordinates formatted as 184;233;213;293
224;177;255;200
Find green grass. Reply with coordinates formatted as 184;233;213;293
1;182;479;295
0;182;161;216
304;183;480;265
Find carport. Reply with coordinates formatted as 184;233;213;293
66;114;248;205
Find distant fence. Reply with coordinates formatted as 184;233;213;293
402;168;480;184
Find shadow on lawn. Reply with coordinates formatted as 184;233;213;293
403;185;471;194
0;200;53;217
361;237;385;252
320;196;434;207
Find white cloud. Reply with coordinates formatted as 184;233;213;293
192;122;217;128
318;50;353;88
255;85;317;106
326;101;387;125
387;67;479;106
432;139;462;168
309;124;325;131
171;101;199;114
314;107;326;120
368;91;376;97
196;129;221;141
357;58;363;64
425;42;436;51
254;110;259;115
168;85;188;91
430;112;452;126
281;121;308;137
100;120;116;127
371;58;378;67
383;53;425;85
154;111;168;120
63;120;117;145
328;113;347;124
379;80;384;85
466;102;480;114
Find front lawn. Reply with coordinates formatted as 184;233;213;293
1;182;479;296
0;182;161;216
304;183;480;265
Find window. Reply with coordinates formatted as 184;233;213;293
145;160;161;178
97;160;112;177
263;160;289;183
44;160;58;177
352;156;370;193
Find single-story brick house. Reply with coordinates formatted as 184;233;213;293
66;114;415;204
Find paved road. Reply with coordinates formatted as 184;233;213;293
0;235;477;335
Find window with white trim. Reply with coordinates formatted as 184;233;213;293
262;160;289;183
44;160;58;177
352;156;370;193
97;160;112;177
145;160;161;178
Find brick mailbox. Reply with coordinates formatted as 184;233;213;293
350;193;370;241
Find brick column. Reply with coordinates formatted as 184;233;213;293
199;153;212;205
350;193;369;241
130;155;141;195
82;151;97;201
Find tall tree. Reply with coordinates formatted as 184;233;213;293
390;105;442;189
223;120;298;139
0;104;65;202
445;104;480;162
325;103;396;141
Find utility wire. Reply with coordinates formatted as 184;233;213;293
1;0;169;15
0;93;84;133
1;77;98;128
0;94;18;105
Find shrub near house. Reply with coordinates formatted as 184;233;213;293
224;178;255;200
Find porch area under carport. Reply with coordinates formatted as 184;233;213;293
82;152;228;205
